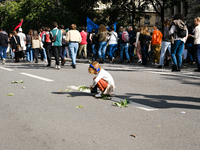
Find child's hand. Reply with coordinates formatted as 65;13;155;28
90;85;93;90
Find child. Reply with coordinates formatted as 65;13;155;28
88;61;115;97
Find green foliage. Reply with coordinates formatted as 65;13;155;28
113;99;128;108
6;93;14;96
11;80;24;84
78;86;90;91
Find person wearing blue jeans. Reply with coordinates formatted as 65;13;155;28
68;42;79;68
107;44;117;60
186;43;194;63
98;41;107;62
0;46;7;64
0;30;8;64
171;40;185;71
91;44;97;60
120;43;130;62
26;44;33;62
194;44;200;71
0;46;3;59
169;13;188;71
65;24;82;69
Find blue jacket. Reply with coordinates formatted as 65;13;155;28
50;28;62;46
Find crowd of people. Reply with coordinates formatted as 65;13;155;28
0;13;200;72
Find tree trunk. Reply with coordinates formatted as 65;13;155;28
131;0;135;28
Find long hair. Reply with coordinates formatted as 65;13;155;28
28;29;33;36
173;14;184;21
99;24;107;32
32;30;39;40
141;26;150;35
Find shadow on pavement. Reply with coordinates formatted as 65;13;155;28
116;93;200;110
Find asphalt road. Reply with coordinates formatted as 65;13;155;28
0;59;200;150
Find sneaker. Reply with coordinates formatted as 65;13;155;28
95;93;102;98
46;64;51;67
35;59;38;63
71;64;76;69
55;65;58;69
44;59;47;62
112;57;115;63
157;65;163;68
61;59;66;66
57;65;61;70
137;59;142;63
2;59;6;65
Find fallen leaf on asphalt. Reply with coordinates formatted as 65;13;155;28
58;89;71;92
130;134;136;138
113;99;128;108
157;125;160;128
76;105;83;108
6;93;14;96
11;80;24;84
22;87;25;89
68;95;72;97
78;86;90;91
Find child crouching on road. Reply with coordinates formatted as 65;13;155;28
88;61;115;97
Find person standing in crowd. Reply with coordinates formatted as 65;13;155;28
107;25;118;63
89;28;97;61
170;14;188;72
44;27;52;67
39;27;47;62
26;29;33;62
128;26;136;62
0;29;2;60
95;24;111;63
158;19;171;68
139;26;151;65
78;26;88;59
59;25;67;66
135;27;142;63
31;30;41;63
18;27;26;60
10;31;21;62
186;26;195;64
151;25;163;65
0;29;8;65
119;27;130;63
50;22;62;69
65;24;82;69
189;17;200;72
8;33;14;59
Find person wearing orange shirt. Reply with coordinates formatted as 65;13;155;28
151;25;163;64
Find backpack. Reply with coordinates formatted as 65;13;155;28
176;22;187;38
122;31;129;43
142;35;150;45
45;32;51;43
62;32;67;46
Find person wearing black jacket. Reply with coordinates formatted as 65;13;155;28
128;27;136;62
0;29;9;64
10;31;21;62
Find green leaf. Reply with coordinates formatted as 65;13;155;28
6;93;14;96
76;105;83;108
78;86;90;91
22;87;25;89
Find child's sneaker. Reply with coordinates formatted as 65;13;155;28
95;93;102;98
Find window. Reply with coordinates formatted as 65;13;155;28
145;15;150;25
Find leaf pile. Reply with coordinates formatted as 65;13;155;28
78;86;90;91
58;89;71;92
11;80;24;84
113;99;128;108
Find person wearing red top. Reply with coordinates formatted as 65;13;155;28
78;26;88;59
151;25;163;64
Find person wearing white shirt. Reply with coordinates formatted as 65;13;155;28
189;17;200;72
169;14;188;72
89;61;115;97
107;25;118;63
18;27;26;60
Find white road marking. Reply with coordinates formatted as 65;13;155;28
68;85;158;111
20;72;54;82
0;66;14;71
